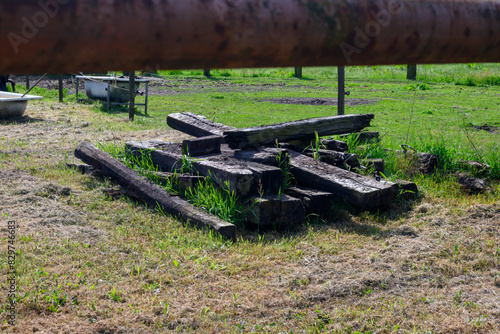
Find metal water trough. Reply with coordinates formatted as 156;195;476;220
0;92;43;118
75;76;150;113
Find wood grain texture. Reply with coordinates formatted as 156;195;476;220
287;149;398;209
126;141;283;197
224;114;374;149
281;143;360;169
167;112;234;137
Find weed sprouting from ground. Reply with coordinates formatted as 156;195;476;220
335;133;363;151
98;142;177;191
108;287;122;302
45;287;67;313
180;152;195;174
185;177;247;226
308;131;324;161
275;142;294;190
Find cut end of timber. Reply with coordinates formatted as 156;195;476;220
167;112;234;138
246;194;305;228
182;135;222;156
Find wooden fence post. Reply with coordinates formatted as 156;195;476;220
129;72;135;121
338;66;345;115
407;65;417;80
294;67;302;78
58;74;63;102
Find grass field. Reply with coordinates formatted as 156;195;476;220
0;65;499;333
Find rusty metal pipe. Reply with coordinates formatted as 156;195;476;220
1;0;500;74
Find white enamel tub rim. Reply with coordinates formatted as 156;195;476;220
0;92;43;118
0;91;44;101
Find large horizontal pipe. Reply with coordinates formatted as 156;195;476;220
1;0;500;74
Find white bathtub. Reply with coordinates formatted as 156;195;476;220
76;76;149;103
0;92;43;118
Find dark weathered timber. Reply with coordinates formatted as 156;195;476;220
459;160;491;176
395;150;437;174
280;143;359;169
246;194;305;228
363;159;385;173
338;66;345;115
129;71;135;121
407;65;417;81
126;141;252;196
126;141;283;197
196;156;284;196
74;142;235;239
294;67;303;78
322;139;349;152
126;141;181;172
232;147;286;166
287;187;336;216
177;175;204;193
457;174;487;194
167;112;234;137
139;170;205;194
415;153;437;174
224;114;374;149
182;135;222;156
66;163;95;174
309;148;360;169
340;131;380;144
287;149;398;209
58;74;63;103
286;138;349;152
395;180;419;200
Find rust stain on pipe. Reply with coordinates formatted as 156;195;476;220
0;0;499;74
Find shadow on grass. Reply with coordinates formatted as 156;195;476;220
239;195;422;243
202;76;226;82
293;76;314;81
0;115;46;125
96;103;152;118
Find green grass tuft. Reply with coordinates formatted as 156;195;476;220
185;177;247;226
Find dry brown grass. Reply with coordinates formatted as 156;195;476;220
0;99;499;333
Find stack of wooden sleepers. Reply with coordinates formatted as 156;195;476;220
75;112;417;240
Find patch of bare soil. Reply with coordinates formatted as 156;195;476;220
469;123;499;133
149;80;326;96
261;97;377;107
11;75;325;97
